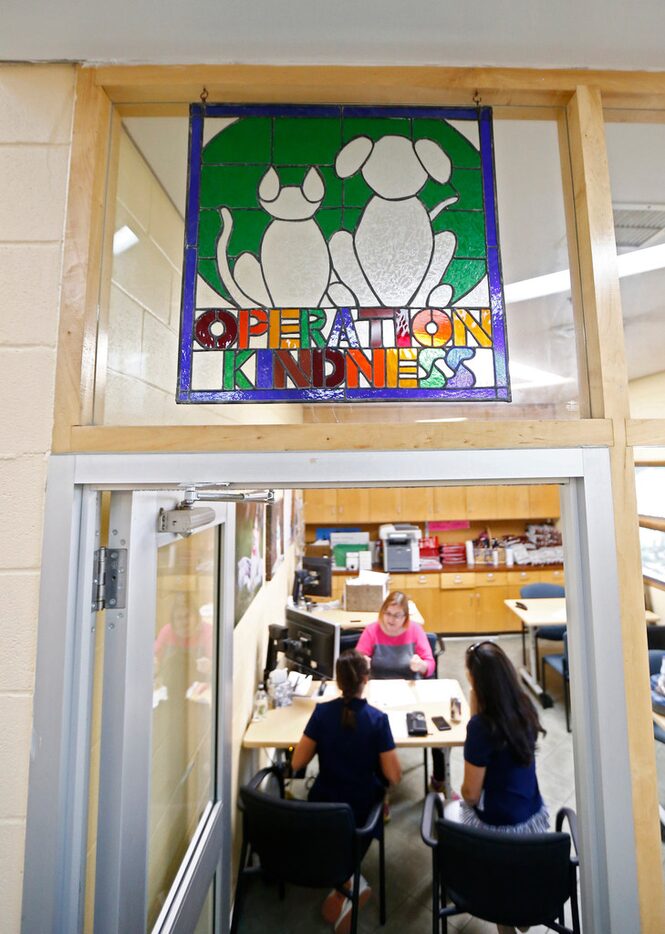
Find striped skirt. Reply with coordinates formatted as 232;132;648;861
444;799;550;834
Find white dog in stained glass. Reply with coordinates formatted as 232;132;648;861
217;166;331;309
329;135;458;308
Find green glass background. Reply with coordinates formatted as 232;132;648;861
197;114;487;306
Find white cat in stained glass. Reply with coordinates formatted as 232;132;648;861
217;166;331;309
329;135;459;308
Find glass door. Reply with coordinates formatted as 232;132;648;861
92;491;233;934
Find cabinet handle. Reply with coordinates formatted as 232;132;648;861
418;575;426;583
454;575;461;583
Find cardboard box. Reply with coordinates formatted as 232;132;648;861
344;581;387;612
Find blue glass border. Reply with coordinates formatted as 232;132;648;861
177;103;509;405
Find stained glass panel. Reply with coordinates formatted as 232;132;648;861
178;104;510;404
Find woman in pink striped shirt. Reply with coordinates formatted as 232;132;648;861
356;591;447;794
356;591;435;680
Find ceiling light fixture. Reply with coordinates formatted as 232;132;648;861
510;362;574;388
113;224;139;255
415;417;468;423
504;242;665;304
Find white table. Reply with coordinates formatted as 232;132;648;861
505;597;660;705
243;677;468;795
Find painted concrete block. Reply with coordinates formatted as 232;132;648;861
0;572;39;692
0;244;63;346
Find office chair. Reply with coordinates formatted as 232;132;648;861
231;766;386;934
420;793;580;934
542;631;571;732
422;632;446;795
519;582;566;667
340;629;363;652
648;650;665;840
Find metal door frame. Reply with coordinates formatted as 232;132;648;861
22;445;640;933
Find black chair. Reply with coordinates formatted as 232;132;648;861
520;582;566;666
340;629;363;652
422;632;446;795
231;766;386;934
542;631;571;732
420;793;580;934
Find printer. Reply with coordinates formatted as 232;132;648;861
379;524;422;572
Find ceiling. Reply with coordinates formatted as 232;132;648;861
3;0;665;69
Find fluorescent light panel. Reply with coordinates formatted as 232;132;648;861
113;225;139;255
505;243;665;303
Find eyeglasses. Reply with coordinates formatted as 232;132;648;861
383;609;406;620
466;639;495;658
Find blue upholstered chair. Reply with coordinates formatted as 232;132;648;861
542;632;571;732
648;650;665;840
519;582;566;668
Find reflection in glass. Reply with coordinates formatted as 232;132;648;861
605;121;665;420
636;467;665;519
193;882;214;934
147;527;217;928
640;526;665;585
99;111;581;424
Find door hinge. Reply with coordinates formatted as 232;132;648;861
92;547;127;612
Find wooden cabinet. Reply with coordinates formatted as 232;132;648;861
476;585;517;631
466;484;537;520
304;488;371;523
369;487;402;522
538;568;565;587
303;488;339;524
438;587;476;632
336;488;371;522
528;485;560;519
306;483;560;525
432;486;468;519
369;487;433;522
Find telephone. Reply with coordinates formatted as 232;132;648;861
406;710;428;736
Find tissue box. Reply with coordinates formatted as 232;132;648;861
344;581;387;612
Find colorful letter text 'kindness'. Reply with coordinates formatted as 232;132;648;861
178;104;510;403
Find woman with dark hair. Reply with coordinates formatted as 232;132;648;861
292;650;401;934
452;640;548;834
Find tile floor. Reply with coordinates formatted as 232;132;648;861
233;634;665;933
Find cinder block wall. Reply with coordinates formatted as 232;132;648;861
0;64;75;932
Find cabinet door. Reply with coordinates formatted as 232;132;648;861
303;489;338;524
369;487;402;522
475;585;517;632
336;488;371;522
439;588;476;633
400;486;434;521
539;568;565;587
528;485;560;519
466;486;497;520
409;585;441;633
494;485;530;518
433;486;468;520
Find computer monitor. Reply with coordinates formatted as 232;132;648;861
291;555;333;604
284;605;340;681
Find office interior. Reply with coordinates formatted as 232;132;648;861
4;58;665;934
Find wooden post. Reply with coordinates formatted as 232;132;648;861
52;66;112;451
567;84;665;933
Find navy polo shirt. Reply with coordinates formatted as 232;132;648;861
304;697;395;826
464;714;543;826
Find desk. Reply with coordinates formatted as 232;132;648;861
302;601;423;630
243;677;468;795
505;597;660;705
